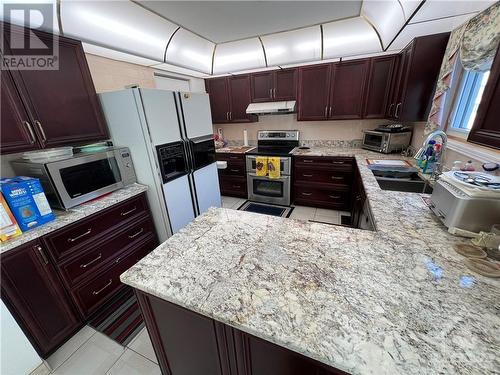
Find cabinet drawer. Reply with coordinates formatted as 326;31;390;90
216;153;246;164
71;235;157;318
45;194;149;262
295;156;354;171
294;184;350;210
219;175;247;198
58;217;156;288
295;167;352;186
218;164;246;176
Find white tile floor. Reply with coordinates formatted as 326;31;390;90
221;196;350;225
33;326;159;375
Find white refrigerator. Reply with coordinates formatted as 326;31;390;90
99;89;221;242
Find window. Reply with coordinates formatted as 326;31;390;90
450;69;490;132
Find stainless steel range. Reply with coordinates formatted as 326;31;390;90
246;130;299;206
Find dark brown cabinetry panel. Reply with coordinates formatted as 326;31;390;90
274;68;297;101
2;23;109;150
1;240;82;358
329;60;368;120
228;75;253;122
0;69;40;153
216;153;247;198
364;56;397;118
206;78;231;123
298;64;332;120
468;44;500;149
250;71;273;102
136;291;348;375
206;75;255;123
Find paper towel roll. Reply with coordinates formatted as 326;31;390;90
243;129;248;146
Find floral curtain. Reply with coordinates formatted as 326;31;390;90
425;2;500;135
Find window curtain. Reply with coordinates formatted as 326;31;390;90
425;2;500;135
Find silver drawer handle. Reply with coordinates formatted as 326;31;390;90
329;195;341;199
229;156;239;159
128;228;144;239
121;206;137;216
301;192;312;196
23;121;36;144
92;279;112;295
331;176;343;180
332;161;344;164
34;120;47;142
302;160;313;163
35;245;49;265
302;174;313;177
80;253;102;269
230;169;240;172
68;228;92;243
232;185;241;189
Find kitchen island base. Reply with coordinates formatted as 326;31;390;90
136;291;347;375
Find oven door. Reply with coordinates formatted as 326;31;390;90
46;150;125;209
247;173;291;206
246;156;291;175
189;135;216;171
362;131;385;152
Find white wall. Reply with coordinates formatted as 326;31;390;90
1;300;42;375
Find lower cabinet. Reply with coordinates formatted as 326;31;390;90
216;153;248;198
0;192;159;358
293;156;354;210
0;239;82;358
350;164;375;231
136;291;347;375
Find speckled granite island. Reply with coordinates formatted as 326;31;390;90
121;152;499;375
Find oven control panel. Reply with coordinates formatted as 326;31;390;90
257;130;299;141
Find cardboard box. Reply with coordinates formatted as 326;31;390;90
0;177;55;231
0;192;22;241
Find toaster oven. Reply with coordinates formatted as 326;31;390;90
362;130;412;153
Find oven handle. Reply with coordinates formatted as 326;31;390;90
248;173;290;181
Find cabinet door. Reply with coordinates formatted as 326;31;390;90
1;240;82;358
228;74;253;122
206;77;230;123
251;71;273;102
274;68;297;101
392;46;413;120
4;25;109;148
0;69;40;154
298;64;332;120
329;60;369;120
363;56;396;119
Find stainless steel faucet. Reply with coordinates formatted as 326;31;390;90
414;129;447;160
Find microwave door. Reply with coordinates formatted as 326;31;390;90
364;132;383;147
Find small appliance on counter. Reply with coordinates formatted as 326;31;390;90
430;171;500;233
10;147;136;210
362;124;412;154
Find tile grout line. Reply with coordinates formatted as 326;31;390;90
126;347;159;366
48;327;98;374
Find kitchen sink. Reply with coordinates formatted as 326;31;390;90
368;165;433;194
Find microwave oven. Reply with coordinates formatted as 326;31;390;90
11;147;136;210
362;130;412;153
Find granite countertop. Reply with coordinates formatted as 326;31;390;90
121;149;499;375
216;146;256;154
1;183;148;254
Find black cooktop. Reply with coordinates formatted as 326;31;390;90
247;146;296;156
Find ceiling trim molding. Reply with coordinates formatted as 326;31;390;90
257;36;268;67
397;0;406;20
320;24;324;60
385;0;427;51
210;43;217;76
163;26;180;63
409;11;479;26
56;0;64;35
361;14;384;51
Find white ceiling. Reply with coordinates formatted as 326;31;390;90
137;1;362;43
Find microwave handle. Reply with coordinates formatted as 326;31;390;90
248;173;290;181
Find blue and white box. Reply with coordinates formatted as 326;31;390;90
0;177;55;231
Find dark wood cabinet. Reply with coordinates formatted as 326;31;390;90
1;23;109;153
1;240;82;358
136;291;347;375
329;59;369;120
206;75;255;123
364;56;397;119
387;33;450;121
216;152;247;198
468;44;500;149
297;64;332;120
0;69;40;153
1;193;159;358
251;69;297;102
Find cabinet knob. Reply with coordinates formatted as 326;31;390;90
34;245;49;265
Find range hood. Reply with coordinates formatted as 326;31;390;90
246;101;296;115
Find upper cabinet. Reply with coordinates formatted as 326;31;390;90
363;56;397;119
297;64;332;121
387;33;450;121
205;75;256;124
250;69;297;102
1;23;109;154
